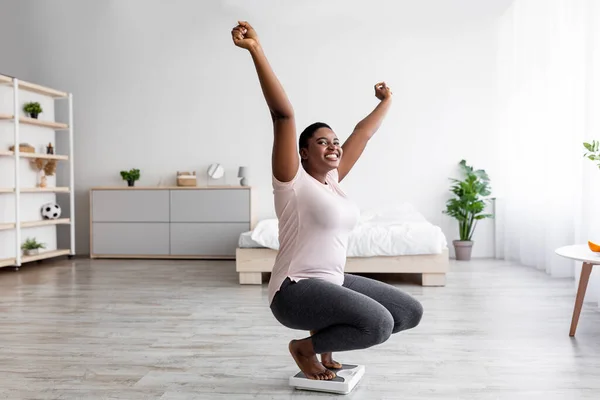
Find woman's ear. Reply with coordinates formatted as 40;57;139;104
300;148;309;160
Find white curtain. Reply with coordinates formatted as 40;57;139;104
495;0;600;306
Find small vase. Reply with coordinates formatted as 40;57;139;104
453;240;474;261
30;112;39;119
127;180;135;187
24;249;39;256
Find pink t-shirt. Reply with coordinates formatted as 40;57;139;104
267;163;360;305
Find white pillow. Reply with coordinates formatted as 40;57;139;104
250;219;280;250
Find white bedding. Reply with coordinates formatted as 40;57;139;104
239;204;448;257
238;231;263;248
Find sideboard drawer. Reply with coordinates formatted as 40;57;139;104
92;190;169;222
170;189;250;222
170;222;250;256
92;223;170;255
89;187;253;259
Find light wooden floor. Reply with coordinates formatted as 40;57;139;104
0;258;599;399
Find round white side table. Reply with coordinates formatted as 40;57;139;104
555;244;600;336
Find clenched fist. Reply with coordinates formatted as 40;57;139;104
231;21;260;51
374;82;392;101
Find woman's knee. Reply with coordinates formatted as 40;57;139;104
365;312;394;346
393;298;424;333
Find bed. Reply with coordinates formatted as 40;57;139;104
235;204;449;286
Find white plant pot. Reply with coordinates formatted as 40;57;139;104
23;249;39;256
453;240;474;261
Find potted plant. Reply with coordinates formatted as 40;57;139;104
23;102;43;119
120;168;141;187
583;140;600;252
443;160;493;260
583;140;600;169
21;237;46;256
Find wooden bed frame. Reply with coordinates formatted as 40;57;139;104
235;247;449;286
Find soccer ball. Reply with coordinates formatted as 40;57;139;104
41;203;61;220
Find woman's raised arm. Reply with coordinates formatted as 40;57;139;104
338;82;393;182
232;21;298;182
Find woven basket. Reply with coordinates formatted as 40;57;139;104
9;143;35;153
177;171;197;187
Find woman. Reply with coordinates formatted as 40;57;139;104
231;21;423;381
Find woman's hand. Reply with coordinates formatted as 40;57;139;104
231;21;260;51
374;82;392;101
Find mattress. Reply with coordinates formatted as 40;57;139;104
238;231;263;248
239;204;449;257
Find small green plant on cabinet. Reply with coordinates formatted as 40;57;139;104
443;160;493;261
21;237;46;255
23;102;43;119
583;140;600;169
120;168;141;187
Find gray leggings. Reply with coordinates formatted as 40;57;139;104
270;274;423;354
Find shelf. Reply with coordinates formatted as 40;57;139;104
0;218;71;231
0;187;70;194
21;187;70;193
0;151;68;161
23;218;70;228
0;74;68;98
22;249;71;263
0;258;15;268
91;186;252;190
0;249;71;268
0;114;68;130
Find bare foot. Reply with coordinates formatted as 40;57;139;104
321;352;343;369
289;339;336;380
310;330;342;369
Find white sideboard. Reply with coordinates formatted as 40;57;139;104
90;186;254;259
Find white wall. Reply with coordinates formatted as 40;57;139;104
0;1;57;260
5;0;511;257
0;1;33;80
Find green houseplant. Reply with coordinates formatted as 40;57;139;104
583;140;600;169
21;237;46;256
120;168;141;187
443;160;493;260
23;102;43;119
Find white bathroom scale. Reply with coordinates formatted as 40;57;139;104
289;364;365;395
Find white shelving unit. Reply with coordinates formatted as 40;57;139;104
0;74;74;269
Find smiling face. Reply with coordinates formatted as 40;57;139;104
300;127;343;174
